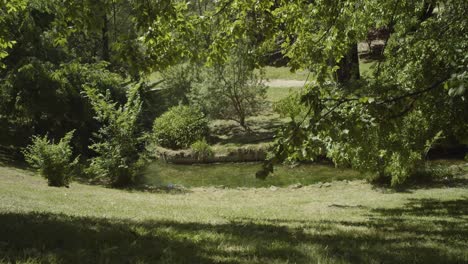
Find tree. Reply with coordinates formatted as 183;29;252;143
0;0;194;155
206;0;467;185
190;44;267;130
0;0;27;68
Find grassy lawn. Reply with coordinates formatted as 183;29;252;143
1;165;467;263
262;63;377;81
266;86;301;102
261;66;310;81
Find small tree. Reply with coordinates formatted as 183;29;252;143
83;84;146;187
190;46;267;130
23;130;78;187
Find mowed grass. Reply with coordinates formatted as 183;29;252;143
262;63;377;81
1;165;467;263
142;161;363;188
266;86;301;102
261;66;310;81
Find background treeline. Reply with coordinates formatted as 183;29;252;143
1;0;467;187
0;0;270;186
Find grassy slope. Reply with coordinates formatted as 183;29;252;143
1;165;467;264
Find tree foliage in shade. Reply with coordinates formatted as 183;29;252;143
0;0;27;68
0;0;194;153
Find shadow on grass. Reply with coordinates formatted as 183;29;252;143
370;173;468;194
0;212;310;264
372;197;468;217
1;198;467;263
237;198;468;263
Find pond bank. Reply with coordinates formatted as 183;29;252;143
155;145;268;164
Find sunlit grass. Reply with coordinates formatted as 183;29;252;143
261;66;310;81
0;165;467;263
266;86;301;102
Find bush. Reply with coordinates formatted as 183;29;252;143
153;105;209;149
191;139;214;161
23;131;78;187
84;84;147;187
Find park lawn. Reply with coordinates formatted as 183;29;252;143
262;63;376;81
261;66;310;81
266;86;301;102
0;165;467;263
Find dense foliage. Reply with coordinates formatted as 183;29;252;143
143;63;201;123
222;0;468;185
1;0;467;187
84;84;146;187
273;91;308;122
23;130;77;187
152;105;209;149
0;0;192;147
0;0;195;186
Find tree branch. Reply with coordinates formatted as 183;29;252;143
376;78;448;105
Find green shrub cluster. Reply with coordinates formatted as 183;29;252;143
152;105;209;149
23;131;78;187
84;84;147;187
191;139;214;161
22;84;148;188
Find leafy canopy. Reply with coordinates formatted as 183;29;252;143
204;0;468;185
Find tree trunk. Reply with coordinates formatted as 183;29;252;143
336;43;360;84
239;115;246;130
102;15;110;61
420;2;435;22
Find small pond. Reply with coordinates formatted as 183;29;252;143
142;160;365;188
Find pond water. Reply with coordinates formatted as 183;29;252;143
142;160;365;188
